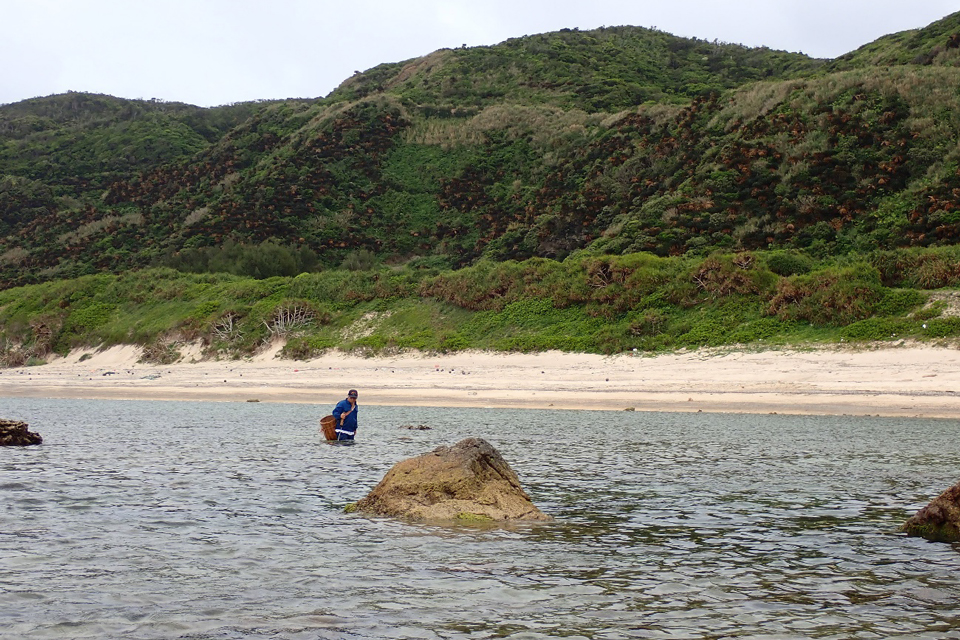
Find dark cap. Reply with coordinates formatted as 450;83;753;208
348;389;358;398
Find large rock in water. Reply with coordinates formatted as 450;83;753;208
902;481;960;542
0;420;43;446
353;437;551;522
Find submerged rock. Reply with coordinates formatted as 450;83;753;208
353;437;551;522
902;481;960;542
0;420;43;446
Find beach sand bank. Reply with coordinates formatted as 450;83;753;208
2;343;960;418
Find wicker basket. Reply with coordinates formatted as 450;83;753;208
319;415;337;441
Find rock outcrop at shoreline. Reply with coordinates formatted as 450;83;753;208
902;481;960;542
351;437;551;522
0;420;43;446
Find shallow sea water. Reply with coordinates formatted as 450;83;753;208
1;398;959;639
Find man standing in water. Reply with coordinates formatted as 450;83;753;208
333;389;359;441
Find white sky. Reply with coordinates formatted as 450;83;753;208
2;0;958;107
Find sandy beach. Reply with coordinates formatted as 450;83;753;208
2;341;960;418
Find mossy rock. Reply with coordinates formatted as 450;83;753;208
902;481;960;543
0;420;43;446
900;521;960;543
456;512;494;522
352;437;551;522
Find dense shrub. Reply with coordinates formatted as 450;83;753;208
629;309;668;336
282;336;338;359
871;248;960;289
768;265;883;326
687;253;776;299
923;317;960;338
874;289;927;316
764;251;815;276
727;317;793;343
4;248;960;362
163;239;319;278
840;318;916;341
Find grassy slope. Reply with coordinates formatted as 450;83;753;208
827;11;960;69
0;26;826;286
2;15;960;361
332;25;823;110
0;92;272;191
5;62;960;288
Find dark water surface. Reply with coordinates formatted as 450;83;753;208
2;398;959;639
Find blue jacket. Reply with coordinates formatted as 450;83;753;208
333;398;358;439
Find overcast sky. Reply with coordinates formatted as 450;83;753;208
3;0;958;108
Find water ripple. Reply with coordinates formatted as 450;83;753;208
2;399;960;638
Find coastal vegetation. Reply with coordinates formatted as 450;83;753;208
2;12;960;362
2;245;959;366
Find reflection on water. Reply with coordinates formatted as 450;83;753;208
2;398;960;639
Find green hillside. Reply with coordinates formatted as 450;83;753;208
0;93;271;192
0;24;830;287
3;14;960;362
828;11;960;69
332;25;823;111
